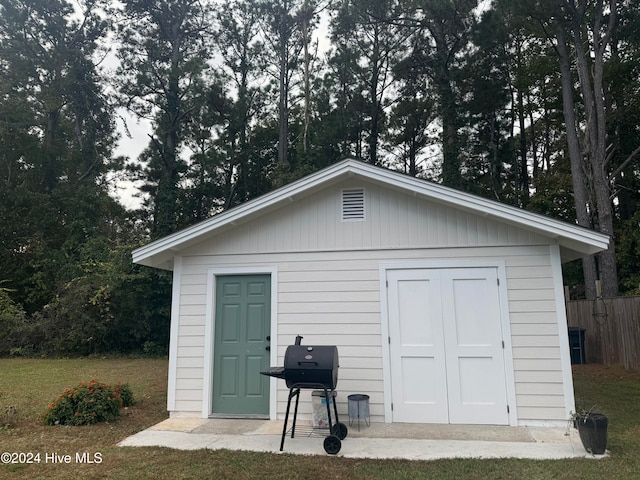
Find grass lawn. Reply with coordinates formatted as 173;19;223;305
1;359;640;480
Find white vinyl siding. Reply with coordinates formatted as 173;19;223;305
162;179;571;423
169;243;567;424
506;255;567;423
186;180;552;256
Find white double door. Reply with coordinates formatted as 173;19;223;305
387;268;510;425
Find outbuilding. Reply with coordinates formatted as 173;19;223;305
133;159;608;426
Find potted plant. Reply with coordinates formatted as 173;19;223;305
571;408;608;455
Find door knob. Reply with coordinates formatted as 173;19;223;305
265;346;271;351
266;336;271;341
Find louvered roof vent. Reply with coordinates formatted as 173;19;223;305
342;188;365;221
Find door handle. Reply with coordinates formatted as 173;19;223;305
266;336;271;341
265;346;271;351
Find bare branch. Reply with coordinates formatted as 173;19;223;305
609;144;640;182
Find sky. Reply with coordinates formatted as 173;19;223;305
110;114;151;210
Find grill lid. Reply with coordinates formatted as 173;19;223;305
284;344;339;389
260;336;339;389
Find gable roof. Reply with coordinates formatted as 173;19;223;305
132;158;609;270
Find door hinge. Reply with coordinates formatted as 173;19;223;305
388;336;391;345
391;403;394;411
507;405;510;414
386;280;389;288
502;340;505;348
497;278;500;286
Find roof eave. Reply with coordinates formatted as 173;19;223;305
132;159;610;269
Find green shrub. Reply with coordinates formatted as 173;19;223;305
114;382;135;407
43;379;134;426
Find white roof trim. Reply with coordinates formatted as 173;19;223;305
133;159;609;269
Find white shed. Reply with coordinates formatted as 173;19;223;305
133;159;609;427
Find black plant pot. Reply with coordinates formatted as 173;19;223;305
576;413;608;454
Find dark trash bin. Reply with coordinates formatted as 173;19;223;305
568;327;586;364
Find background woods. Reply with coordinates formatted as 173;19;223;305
1;0;640;356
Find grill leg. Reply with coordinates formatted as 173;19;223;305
280;387;300;451
323;387;334;430
291;388;301;438
332;390;340;424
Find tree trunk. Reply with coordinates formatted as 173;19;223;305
439;75;461;189
517;85;529;206
565;0;619;296
278;2;290;167
431;26;461;189
42;109;60;192
369;23;381;165
301;0;312;157
555;21;598;299
152;17;183;238
409;136;417;176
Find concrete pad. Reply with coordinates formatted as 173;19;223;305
117;419;608;461
526;426;574;443
191;418;268;435
252;420;288;435
344;422;534;442
148;418;208;432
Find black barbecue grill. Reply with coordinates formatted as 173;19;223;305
261;336;348;454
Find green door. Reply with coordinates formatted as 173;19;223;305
212;274;271;415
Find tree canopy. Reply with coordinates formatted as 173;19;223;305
1;0;639;356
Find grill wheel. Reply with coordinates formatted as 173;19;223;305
332;422;348;440
323;434;342;455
